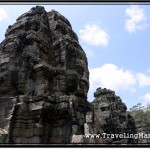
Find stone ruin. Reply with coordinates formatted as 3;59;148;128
0;6;137;144
92;88;137;144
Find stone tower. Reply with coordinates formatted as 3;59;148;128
0;6;91;144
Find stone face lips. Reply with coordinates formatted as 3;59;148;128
0;6;136;144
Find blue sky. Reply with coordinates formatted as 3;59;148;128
0;4;150;110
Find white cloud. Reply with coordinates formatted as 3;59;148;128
79;23;109;46
0;8;7;22
89;65;150;94
125;5;148;33
89;64;150;107
137;73;150;87
89;64;136;92
141;93;150;104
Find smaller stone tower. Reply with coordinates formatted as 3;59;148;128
92;87;137;144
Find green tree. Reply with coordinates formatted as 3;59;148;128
129;104;150;128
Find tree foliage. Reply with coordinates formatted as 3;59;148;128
129;103;150;127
